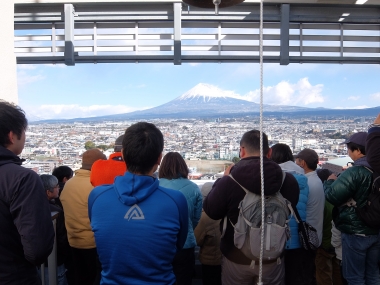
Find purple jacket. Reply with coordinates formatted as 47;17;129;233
203;156;300;265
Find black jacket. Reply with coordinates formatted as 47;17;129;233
0;146;54;284
48;201;70;266
367;126;380;174
203;156;300;265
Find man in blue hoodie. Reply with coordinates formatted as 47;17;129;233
88;122;188;285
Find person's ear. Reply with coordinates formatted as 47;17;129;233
7;131;15;145
62;177;68;183
240;147;246;158
121;149;124;161
267;148;272;159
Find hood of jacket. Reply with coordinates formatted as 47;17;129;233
230;156;284;195
0;146;22;167
354;156;371;168
114;171;159;206
279;160;305;175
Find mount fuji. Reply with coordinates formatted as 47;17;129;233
101;83;309;120
37;83;380;122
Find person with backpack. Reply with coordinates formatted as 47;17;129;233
324;132;380;285
203;130;300;285
366;113;380;174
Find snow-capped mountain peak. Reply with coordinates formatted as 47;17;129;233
177;83;244;102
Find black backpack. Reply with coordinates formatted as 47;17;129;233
356;167;380;229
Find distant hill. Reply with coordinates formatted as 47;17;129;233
35;83;380;123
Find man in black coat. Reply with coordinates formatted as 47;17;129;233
204;130;299;285
0;100;54;284
366;113;380;174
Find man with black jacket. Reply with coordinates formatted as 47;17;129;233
0;100;55;284
203;130;300;285
367;113;380;174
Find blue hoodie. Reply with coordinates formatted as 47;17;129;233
88;171;188;285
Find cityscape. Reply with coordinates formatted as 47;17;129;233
20;114;372;177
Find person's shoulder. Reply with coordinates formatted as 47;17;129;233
91;184;113;196
282;172;299;192
158;185;186;202
307;171;323;184
11;163;41;181
284;172;297;183
88;184;114;205
183;178;201;191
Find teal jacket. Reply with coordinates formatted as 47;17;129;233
324;161;377;235
160;177;203;249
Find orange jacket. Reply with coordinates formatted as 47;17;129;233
90;152;126;187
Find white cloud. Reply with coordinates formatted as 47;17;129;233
348;96;360;101
241;78;324;106
24;104;150;120
370;92;380;101
17;71;45;86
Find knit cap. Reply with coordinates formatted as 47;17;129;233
82;149;106;170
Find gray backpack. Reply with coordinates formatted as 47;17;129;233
222;172;293;267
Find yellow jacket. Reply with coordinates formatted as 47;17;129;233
194;211;222;266
60;169;96;249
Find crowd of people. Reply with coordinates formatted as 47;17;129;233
1;98;380;285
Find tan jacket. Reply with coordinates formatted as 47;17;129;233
194;211;222;266
60;169;95;249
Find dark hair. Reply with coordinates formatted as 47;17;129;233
114;135;124;152
40;174;58;193
159;152;189;179
347;142;366;155
240;130;269;155
271;143;294;164
52;166;73;182
122;122;164;175
316;169;332;183
0;100;28;147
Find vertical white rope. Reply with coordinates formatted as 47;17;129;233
258;0;264;284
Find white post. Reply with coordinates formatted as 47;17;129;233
0;1;18;104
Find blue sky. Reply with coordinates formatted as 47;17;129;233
17;62;380;120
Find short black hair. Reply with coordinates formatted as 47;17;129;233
122;122;164;175
271;143;294;164
347;142;366;155
159;152;189;179
0;100;28;147
52;166;73;182
240;130;269;156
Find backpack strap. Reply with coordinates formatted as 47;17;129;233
228;173;249;194
221;174;248;238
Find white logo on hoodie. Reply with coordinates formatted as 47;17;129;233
124;204;145;221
